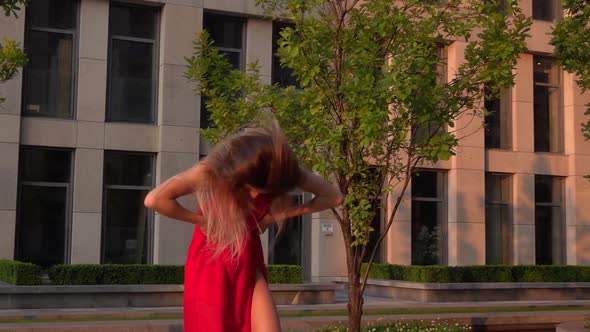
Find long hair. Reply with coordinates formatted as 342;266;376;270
195;120;301;259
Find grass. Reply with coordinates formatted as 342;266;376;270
317;321;471;332
0;315;183;324
2;305;590;324
279;305;590;317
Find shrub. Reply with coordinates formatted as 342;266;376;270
0;260;41;285
267;265;303;284
49;264;184;285
363;263;590;283
317;320;471;332
48;264;303;285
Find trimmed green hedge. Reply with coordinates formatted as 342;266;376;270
362;263;590;283
267;264;303;284
0;260;41;285
48;264;303;285
49;264;184;285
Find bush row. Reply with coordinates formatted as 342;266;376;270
0;261;303;285
363;263;590;283
49;264;184;285
0;260;41;285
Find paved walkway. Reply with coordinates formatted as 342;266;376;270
2;290;590;331
3;289;590;319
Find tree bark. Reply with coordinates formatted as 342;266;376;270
347;268;363;332
343;216;363;332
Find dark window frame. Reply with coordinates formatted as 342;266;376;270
14;146;74;266
271;20;299;88
200;12;246;130
534;175;565;265
533;55;563;153
411;169;447;266
484;87;512;150
484;172;513;265
266;191;312;281
532;0;561;22
411;46;448;145
21;0;80;119
106;2;160;124
101;150;156;264
267;194;303;265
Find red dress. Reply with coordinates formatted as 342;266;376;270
183;194;272;332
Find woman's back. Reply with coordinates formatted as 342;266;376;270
183;194;273;332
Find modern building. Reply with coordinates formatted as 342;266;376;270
0;0;588;282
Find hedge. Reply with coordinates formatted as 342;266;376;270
0;260;41;285
362;263;590;283
267;264;303;284
49;264;184;285
48;264;303;285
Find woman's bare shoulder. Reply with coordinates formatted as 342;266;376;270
177;162;212;186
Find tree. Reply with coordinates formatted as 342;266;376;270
0;0;27;105
186;0;530;330
551;0;590;179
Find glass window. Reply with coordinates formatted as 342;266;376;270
15;148;72;267
484;0;509;15
104;148;154;186
200;13;245;129
102;152;154;264
533;56;562;153
110;5;157;39
533;0;559;21
363;198;382;263
485;173;512;265
22;0;77;118
272;21;298;88
412;47;447;144
485;87;511;149
411;170;446;265
107;3;159;123
534;175;564;265
268;195;303;265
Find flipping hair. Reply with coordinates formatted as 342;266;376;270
196;120;301;259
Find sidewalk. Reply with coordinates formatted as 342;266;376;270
1;290;590;331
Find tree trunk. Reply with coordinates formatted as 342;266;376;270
347;263;363;332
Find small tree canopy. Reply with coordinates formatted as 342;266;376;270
186;0;530;330
1;0;26;17
0;0;28;105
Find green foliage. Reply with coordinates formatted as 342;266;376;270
187;0;530;253
363;263;590;283
48;264;185;285
267;264;303;283
0;260;41;285
0;0;28;105
318;320;470;332
0;39;27;82
551;0;590;179
187;1;530;329
1;0;26;17
46;264;302;285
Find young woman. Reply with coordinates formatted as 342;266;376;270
144;121;343;332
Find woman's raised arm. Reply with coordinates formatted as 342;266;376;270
264;167;344;225
144;164;207;226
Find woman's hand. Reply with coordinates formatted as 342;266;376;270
261;167;344;229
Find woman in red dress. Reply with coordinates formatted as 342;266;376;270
144;120;343;332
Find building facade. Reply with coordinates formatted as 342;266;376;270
0;0;588;281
